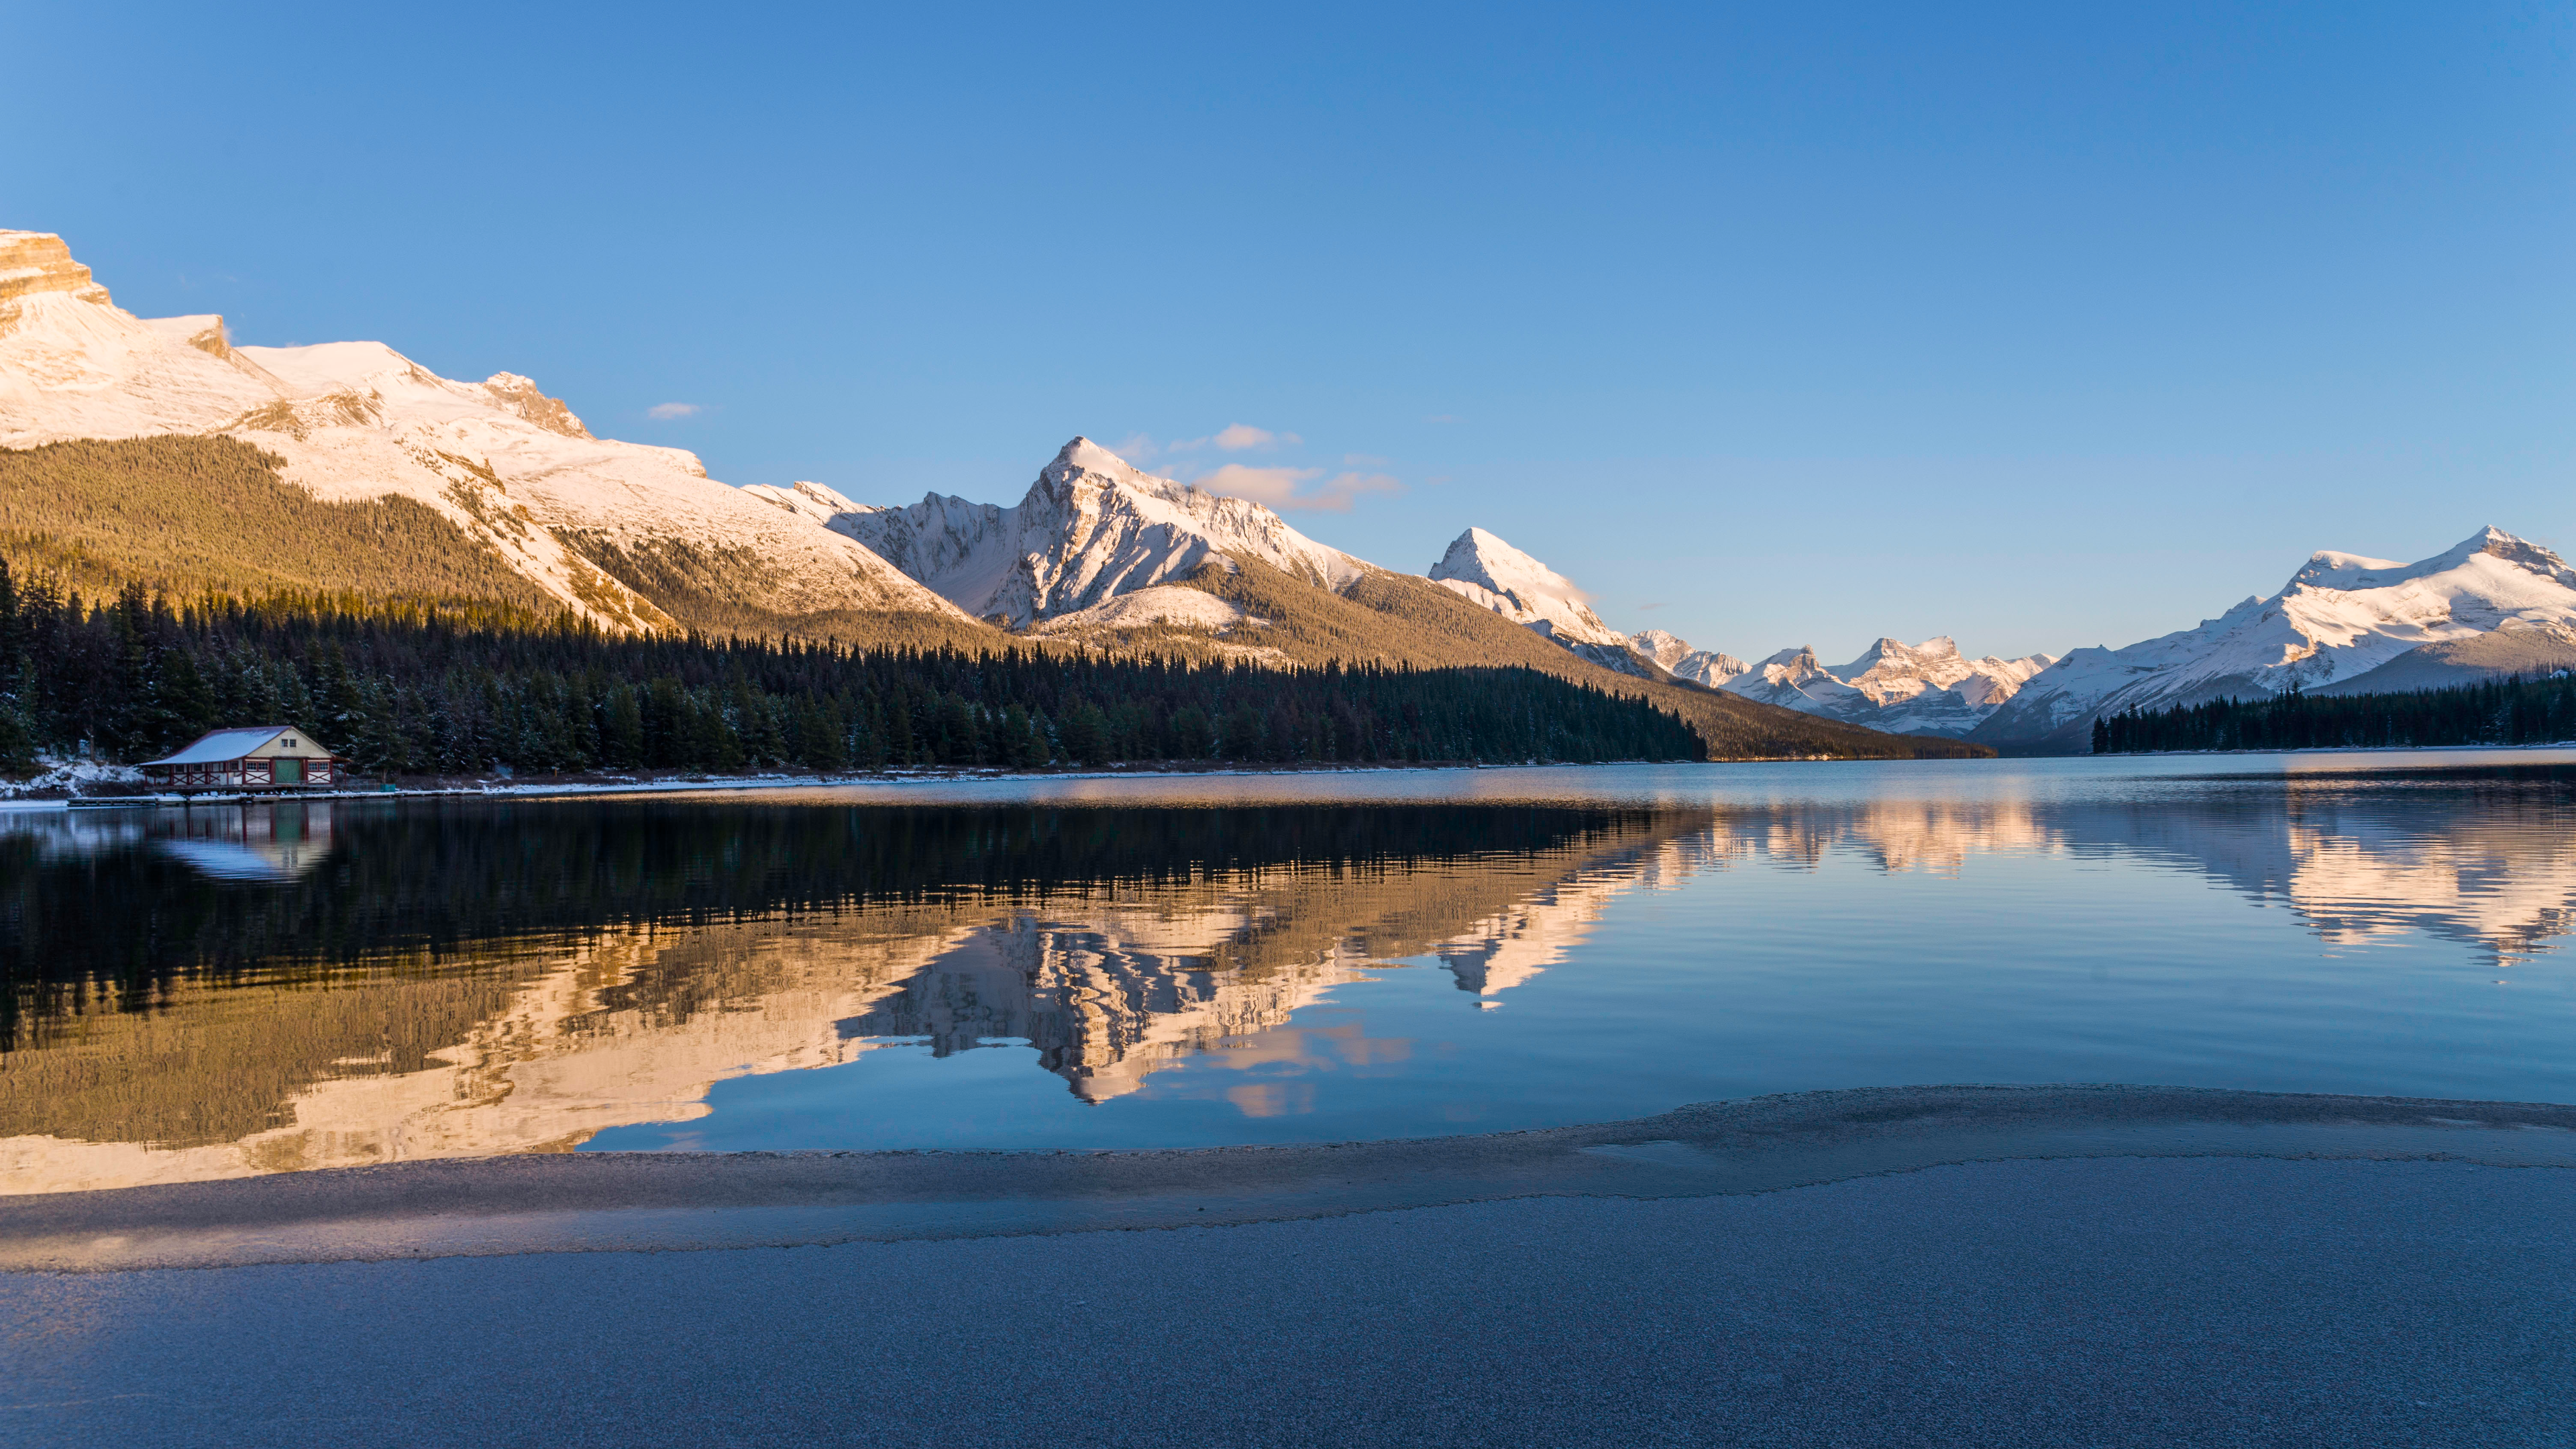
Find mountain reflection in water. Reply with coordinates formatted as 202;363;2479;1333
3;758;2573;1192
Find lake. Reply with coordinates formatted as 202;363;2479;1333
6;751;2573;1193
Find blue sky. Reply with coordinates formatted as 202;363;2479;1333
11;3;2570;662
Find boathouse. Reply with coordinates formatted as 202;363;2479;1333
140;727;337;792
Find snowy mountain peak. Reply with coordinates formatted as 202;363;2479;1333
1629;629;1689;661
1976;525;2576;750
1432;527;1587;603
2287;527;2571;596
1427;527;1630;654
2453;525;2572;587
1629;629;1748;687
1717;637;2057;739
838;437;1366;627
1046;435;1142;484
1835;635;1961;677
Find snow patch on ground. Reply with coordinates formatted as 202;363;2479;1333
1026;586;1257;635
0;757;146;799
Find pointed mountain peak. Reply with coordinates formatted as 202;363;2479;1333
2463;525;2576;587
1832;635;1960;678
1430;527;1587;601
1045;435;1147;481
1039;435;1204;504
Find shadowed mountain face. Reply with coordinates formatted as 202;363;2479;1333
5;765;2573;1192
2312;623;2576;696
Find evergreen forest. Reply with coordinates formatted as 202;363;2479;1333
0;561;1708;777
2092;674;2576;753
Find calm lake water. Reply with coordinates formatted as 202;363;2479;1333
6;752;2575;1192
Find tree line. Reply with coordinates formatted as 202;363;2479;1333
3;799;1674;1033
2092;673;2576;753
0;563;1708;777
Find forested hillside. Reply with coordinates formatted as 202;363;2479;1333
0;564;1707;777
2092;674;2576;753
0;437;1972;764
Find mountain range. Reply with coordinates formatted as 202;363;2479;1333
0;229;1970;761
5;225;2567;757
1967;527;2576;751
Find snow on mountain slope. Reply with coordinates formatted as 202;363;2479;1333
1026;585;1259;635
825;438;1367;626
1716;637;2057;738
1973;527;2576;751
0;230;971;634
2313;621;2576;696
1427;528;1655;676
1629;629;1747;687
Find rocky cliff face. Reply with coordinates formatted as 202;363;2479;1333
0;231;111;313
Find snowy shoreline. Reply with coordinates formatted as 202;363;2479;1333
0;757;1717;811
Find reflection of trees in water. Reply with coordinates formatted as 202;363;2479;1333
0;800;1712;1189
0;798;1681;1048
5;771;2569;1193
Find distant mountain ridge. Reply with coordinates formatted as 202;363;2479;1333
1629;630;1745;687
1695;637;2057;739
1973;527;2576;752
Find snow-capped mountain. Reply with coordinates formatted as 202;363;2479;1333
812;438;1368;627
1629;629;1747;687
1427;528;1652;675
0;229;972;634
1717;637;2057;739
1974;527;2576;751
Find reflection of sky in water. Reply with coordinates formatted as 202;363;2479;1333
5;751;2575;1192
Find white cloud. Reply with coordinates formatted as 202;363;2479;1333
1199;464;1402;513
1110;431;1162;462
1165;423;1301;455
647;402;702;420
1215;423;1297;451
